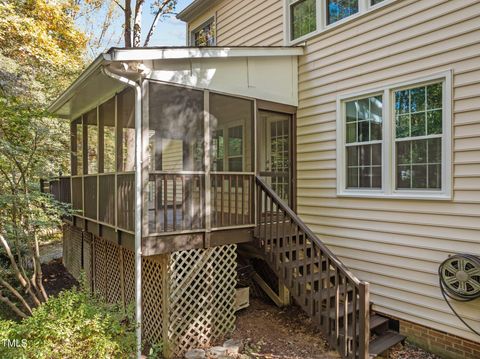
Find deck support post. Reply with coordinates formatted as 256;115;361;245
102;66;143;359
278;281;290;306
204;90;211;247
359;282;370;359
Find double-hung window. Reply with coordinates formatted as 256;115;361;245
337;72;452;199
288;0;390;42
345;95;383;189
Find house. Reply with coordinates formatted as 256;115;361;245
43;0;480;358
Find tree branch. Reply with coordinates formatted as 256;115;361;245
143;0;172;47
32;231;48;301
0;278;33;315
0;291;27;319
113;0;125;11
0;234;41;306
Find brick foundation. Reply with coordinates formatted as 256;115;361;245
395;318;480;359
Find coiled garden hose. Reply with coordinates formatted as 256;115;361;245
438;253;480;337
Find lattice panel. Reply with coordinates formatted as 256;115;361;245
104;240;122;304
93;236;107;300
167;245;237;356
82;233;93;292
142;256;165;347
123;248;135;306
63;224;238;358
69;226;83;280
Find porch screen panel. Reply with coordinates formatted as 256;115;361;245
71;177;83;214
84;175;97;220
148;82;204;233
72;118;83;175
117;88;135;172
149;82;204;172
209;94;253;172
99;174;115;225
209;94;254;227
99;98;116;173
84;108;98;174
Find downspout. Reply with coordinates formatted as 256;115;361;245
102;66;143;359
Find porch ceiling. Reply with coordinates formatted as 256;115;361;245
49;46;303;120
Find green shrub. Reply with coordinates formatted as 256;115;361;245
0;288;136;358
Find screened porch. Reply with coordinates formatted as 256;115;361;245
46;80;295;253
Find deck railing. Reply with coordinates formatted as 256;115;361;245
211;172;255;229
148;172;205;234
42;173;369;357
255;176;370;359
41;173;136;233
41;172;256;235
40;177;71;204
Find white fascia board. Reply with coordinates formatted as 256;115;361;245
48;46;304;117
108;47;304;62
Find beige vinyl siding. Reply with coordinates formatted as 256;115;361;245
296;0;480;342
188;0;284;46
186;0;480;343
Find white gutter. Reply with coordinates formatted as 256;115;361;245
101;66;143;359
108;46;304;61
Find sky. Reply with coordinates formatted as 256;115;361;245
76;0;195;57
145;0;194;46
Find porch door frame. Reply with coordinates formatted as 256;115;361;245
256;100;297;212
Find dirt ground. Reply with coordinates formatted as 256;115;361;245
40;260;439;359
230;298;339;359
41;258;78;296
226;298;439;359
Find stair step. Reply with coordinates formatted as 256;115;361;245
347;314;390;336
370;314;390;331
292;270;336;284
327;300;358;320
369;331;406;357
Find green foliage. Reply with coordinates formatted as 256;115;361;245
0;0;87;319
0;0;87;99
0;288;136;358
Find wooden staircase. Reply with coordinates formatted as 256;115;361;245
253;177;405;358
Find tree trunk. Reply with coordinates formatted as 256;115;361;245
33;231;48;301
0;234;41;307
133;0;144;47
125;0;132;47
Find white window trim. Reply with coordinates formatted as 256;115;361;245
285;0;397;45
190;16;216;46
336;70;452;200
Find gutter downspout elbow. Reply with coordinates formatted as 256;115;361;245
101;66;143;359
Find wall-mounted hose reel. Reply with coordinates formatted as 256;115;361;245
438;253;480;336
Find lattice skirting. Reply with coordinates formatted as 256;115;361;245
62;224;237;358
63;224;82;280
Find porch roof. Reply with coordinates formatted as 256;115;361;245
48;46;303;119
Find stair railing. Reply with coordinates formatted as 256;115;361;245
255;176;370;359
